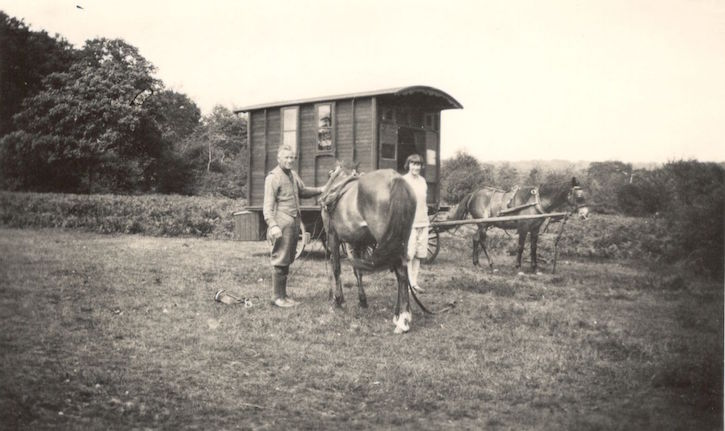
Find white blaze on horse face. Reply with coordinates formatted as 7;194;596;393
393;311;412;334
578;206;590;219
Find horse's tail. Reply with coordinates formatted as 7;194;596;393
450;192;473;221
435;192;473;233
352;176;415;272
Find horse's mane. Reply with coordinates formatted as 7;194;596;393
537;180;568;195
537;178;579;212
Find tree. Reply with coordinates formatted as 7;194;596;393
616;168;669;216
525;166;544;186
661;160;724;277
151;90;201;144
1;38;164;193
494;162;519;189
0;12;78;137
440;151;491;204
146;90;202;194
586;161;633;213
175;106;247;198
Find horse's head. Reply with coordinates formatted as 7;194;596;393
329;159;359;180
321;159;359;195
567;177;589;219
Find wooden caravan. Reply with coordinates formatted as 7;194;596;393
234;85;462;242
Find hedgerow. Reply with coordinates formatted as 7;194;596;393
0;191;243;239
1;190;721;278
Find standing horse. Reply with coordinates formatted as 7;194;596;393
447;178;588;273
319;162;417;334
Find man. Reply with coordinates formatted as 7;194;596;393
402;153;428;293
263;145;323;307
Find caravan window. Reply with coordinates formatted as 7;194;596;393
281;107;299;153
316;104;333;152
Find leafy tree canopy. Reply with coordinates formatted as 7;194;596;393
440;150;492;204
494;163;519;190
1;38;174;192
0;11;78;136
173;106;247;198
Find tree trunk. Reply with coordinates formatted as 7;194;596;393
207;142;212;173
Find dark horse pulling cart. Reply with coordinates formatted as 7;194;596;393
424;180;589;273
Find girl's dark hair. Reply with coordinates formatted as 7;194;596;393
404;153;423;171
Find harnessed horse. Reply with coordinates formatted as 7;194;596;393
319;161;418;334
447;177;589;273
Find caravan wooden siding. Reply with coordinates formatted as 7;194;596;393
246;97;376;209
240;86;462;212
249;110;267;206
354;98;374;173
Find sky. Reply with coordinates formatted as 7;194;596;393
2;0;724;163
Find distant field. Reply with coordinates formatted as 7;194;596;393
0;227;722;430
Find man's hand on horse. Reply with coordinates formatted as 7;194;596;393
268;226;282;243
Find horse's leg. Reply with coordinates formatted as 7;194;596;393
392;260;412;334
326;231;344;307
516;230;527;270
530;228;540;274
351;248;367;308
480;227;495;271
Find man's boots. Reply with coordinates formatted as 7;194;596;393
272;266;295;307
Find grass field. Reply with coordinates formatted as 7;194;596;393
0;227;722;430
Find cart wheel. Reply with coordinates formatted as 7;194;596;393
422;225;440;264
295;221;308;259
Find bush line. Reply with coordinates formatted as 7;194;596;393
0;191;244;240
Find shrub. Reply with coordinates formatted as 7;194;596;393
0;191;245;239
660;161;724;278
440;151;493;204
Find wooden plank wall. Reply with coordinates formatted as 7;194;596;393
336;100;353;161
249;110;267;207
353;98;373;172
248;97;375;207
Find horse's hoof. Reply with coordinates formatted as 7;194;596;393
359;299;368;308
393;311;411;334
492;268;499;273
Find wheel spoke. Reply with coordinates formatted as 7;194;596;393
423;226;440;264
